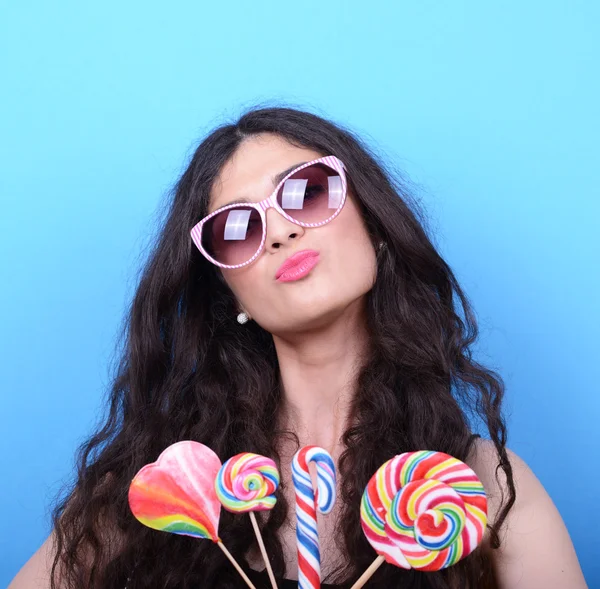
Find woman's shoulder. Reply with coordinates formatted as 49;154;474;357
465;436;534;523
9;473;127;589
465;437;588;587
464;437;528;543
8;531;59;589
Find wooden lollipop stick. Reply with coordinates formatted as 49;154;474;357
349;555;386;589
216;541;258;589
249;512;278;589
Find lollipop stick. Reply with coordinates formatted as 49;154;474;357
349;555;385;589
216;541;258;589
249;512;278;589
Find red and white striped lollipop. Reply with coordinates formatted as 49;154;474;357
292;446;337;589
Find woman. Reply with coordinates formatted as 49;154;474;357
9;106;587;588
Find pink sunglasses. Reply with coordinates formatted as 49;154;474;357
190;155;347;269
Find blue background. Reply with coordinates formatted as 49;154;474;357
1;1;598;586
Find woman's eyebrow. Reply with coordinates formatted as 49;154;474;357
272;161;308;186
211;161;310;212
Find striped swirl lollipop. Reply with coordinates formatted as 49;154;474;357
292;446;337;589
353;450;487;587
215;452;280;513
216;453;281;589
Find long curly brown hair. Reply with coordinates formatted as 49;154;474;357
50;104;515;589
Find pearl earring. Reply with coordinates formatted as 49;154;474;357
237;312;249;324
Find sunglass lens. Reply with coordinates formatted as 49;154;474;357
202;206;263;266
276;163;344;225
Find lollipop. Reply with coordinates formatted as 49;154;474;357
128;441;257;589
351;450;487;589
216;453;281;589
216;452;280;512
292;446;337;589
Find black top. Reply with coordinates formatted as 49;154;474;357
245;568;349;588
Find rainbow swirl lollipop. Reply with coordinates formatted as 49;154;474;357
215;452;281;589
360;450;487;573
215;452;280;513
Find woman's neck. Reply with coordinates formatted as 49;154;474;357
272;299;370;456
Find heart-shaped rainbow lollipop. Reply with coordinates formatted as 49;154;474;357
128;441;258;589
128;440;222;540
351;450;488;588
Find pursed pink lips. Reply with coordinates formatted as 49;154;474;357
275;250;320;282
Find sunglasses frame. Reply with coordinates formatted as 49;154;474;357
190;155;348;269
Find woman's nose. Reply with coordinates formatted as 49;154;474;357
264;208;305;252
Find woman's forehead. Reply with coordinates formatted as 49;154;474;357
208;135;324;211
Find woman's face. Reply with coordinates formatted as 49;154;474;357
208;133;377;335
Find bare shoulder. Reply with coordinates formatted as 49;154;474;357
465;438;588;589
9;473;127;589
8;530;60;589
